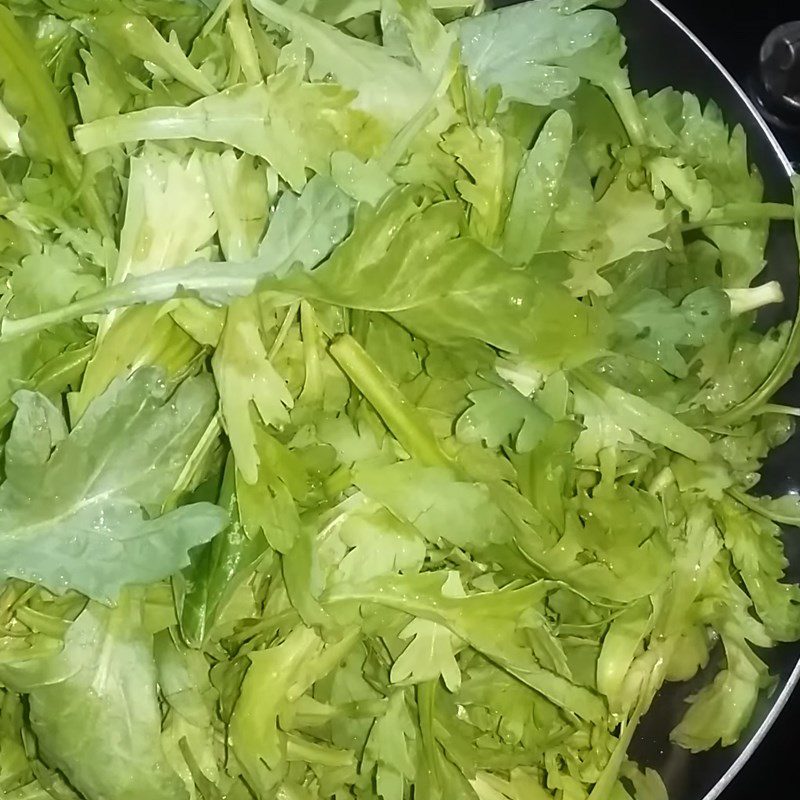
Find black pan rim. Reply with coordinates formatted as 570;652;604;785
638;2;799;798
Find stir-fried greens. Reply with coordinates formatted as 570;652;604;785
1;0;800;798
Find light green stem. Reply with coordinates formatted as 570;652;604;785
681;202;795;231
329;334;452;469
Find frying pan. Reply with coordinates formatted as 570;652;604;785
620;5;800;799
493;0;800;797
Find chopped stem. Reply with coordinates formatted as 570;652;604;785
201;0;234;36
717;178;800;426
587;712;642;800
726;487;800;526
681;202;795;231
1;261;264;341
267;301;300;360
164;415;223;512
284;733;354;768
228;0;262;84
14;606;71;637
0;344;92;428
299;300;324;405
602;78;647;147
1;287;130;340
329;334;452;469
724;281;784;316
754;403;800;417
416;681;443;792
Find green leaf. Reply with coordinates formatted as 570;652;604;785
331;149;396;205
0;240;101;420
236;427;308;553
230;626;355;779
390;618;461;692
213;298;294;484
647;155;713;222
7;595;188;800
355;461;515;551
252;0;431;131
1;2;798;794
257;174;354;275
726;489;800;527
451;0;639;145
323;503;426;589
287;190;608;369
596;600;651;712
178;454;266;647
502;109;573;265
1;173;353;342
670;633;768;752
74;69;386;190
381;0;457;82
364;690;417;800
611;287;731;378
456;384;553;453
0;6;110;233
563;173;676;297
574;370;712;462
717;499;800;642
7;243;103;318
203;149;270;262
0;369;227;601
229;627;318;772
75;12;217;96
327;572;606;722
441;122;521;247
71;306;203;422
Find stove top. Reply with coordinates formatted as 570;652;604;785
655;4;798;799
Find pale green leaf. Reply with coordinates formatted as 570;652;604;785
0;369;227;601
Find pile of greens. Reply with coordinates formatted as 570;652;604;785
1;0;800;798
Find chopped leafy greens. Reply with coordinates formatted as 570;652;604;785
0;1;799;800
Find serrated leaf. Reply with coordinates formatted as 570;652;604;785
0;369;227;601
213;298;294;484
456;384;553;453
390;618;461;691
2;595;188;800
74;69;387;191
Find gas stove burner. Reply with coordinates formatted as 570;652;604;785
653;1;800;162
752;21;800;140
759;22;800;121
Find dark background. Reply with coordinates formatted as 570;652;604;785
662;0;800;161
663;0;790;84
655;5;798;799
